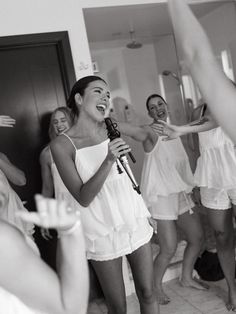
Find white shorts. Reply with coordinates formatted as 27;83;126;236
200;187;236;210
149;191;194;220
86;218;153;261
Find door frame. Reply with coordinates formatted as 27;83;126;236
0;31;76;98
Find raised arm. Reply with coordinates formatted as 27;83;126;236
153;113;217;141
167;0;236;143
0;153;26;186
0;195;88;314
50;134;131;207
116;120;158;153
39;147;54;198
116;121;150;142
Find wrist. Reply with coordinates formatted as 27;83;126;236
104;155;116;165
57;220;82;238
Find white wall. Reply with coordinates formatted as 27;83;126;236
200;2;236;56
0;0;94;79
200;2;236;78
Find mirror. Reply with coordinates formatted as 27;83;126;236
82;0;236;300
83;1;233;180
83;3;185;181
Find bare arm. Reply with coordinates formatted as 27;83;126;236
50;135;131;207
117;121;150;142
167;0;236;143
0;153;26;186
39;147;54;197
116;120;158;153
153;114;217;141
0;195;88;314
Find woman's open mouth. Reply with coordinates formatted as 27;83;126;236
96;104;106;114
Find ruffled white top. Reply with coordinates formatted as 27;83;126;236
0;287;45;314
140;137;194;207
194;127;236;189
73;139;150;242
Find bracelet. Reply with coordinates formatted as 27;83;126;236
57;220;81;238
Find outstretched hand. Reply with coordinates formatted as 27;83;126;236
151;120;182;141
17;194;80;232
0;115;16;128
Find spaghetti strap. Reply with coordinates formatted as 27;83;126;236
61;133;77;151
48;147;53;164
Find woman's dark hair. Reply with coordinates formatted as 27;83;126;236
67;75;106;118
146;94;167;111
49;106;74;140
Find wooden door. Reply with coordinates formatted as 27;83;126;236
0;32;75;268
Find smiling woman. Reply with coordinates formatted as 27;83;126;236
50;75;159;314
115;93;205;304
39;107;74;252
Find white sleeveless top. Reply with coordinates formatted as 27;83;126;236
0;170;34;237
194;127;236;189
0;287;45;314
61;134;150;244
140;137;194;207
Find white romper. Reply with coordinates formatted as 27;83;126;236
54;135;153;261
141;137;194;220
194;127;236;209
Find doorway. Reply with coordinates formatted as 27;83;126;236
0;31;76;267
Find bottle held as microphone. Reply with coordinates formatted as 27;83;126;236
104;117;141;194
104;117;136;163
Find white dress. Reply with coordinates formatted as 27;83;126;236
194;127;236;189
0;287;45;314
140;137;194;208
58;135;153;261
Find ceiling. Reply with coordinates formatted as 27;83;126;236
83;1;228;43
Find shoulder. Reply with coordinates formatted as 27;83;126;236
0;221;25;254
50;133;76;161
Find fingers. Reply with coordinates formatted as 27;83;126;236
161;136;172;141
148;217;158;234
108;138;131;159
0;116;16;128
33;194;79;230
41;228;52;240
156;120;168;126
16;211;41;225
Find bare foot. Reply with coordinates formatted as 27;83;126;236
226;288;236;312
180;277;209;290
156;287;170;305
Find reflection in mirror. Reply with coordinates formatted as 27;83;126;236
83;2;231;177
82;1;236;307
83;3;186;181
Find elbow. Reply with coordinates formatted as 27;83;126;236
16;174;26;186
78;199;91;208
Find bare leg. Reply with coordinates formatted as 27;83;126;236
91;258;127;314
153;220;177;304
177;211;207;289
206;207;236;310
127;242;159;314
